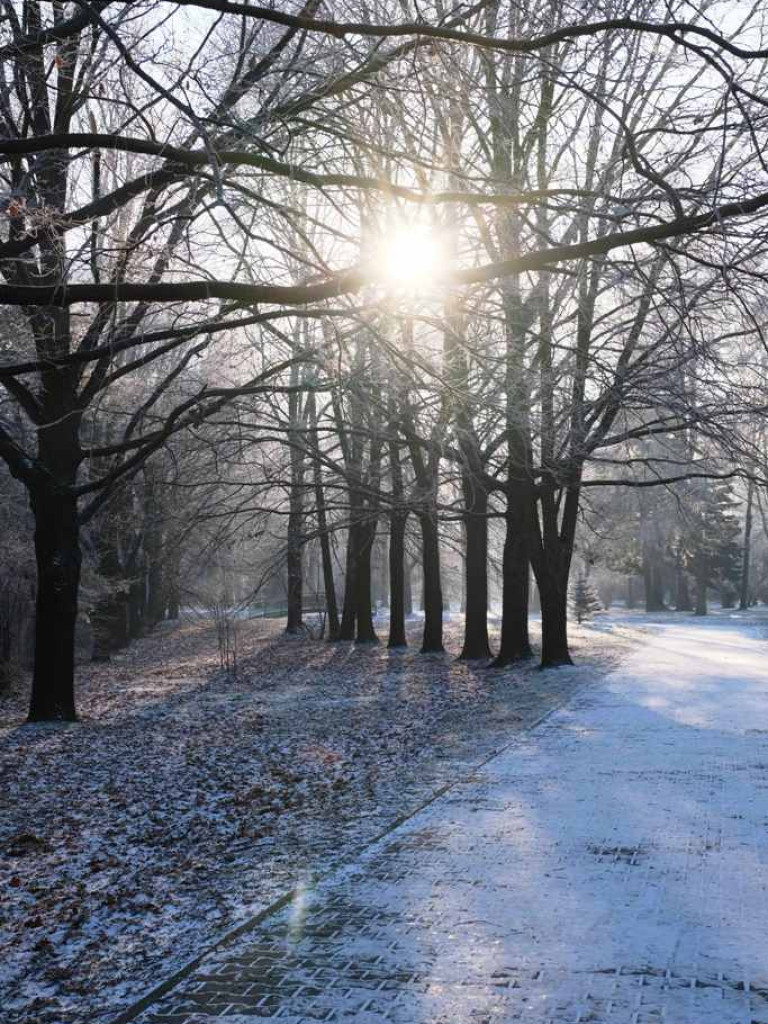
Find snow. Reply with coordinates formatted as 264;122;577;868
126;608;768;1024
0;614;633;1024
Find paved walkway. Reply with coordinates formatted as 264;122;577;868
128;616;768;1024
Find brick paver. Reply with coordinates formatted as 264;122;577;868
125;617;768;1024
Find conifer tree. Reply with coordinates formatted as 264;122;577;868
570;571;603;625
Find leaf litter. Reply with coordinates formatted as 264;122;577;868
0;613;637;1024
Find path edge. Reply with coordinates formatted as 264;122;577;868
108;672;596;1024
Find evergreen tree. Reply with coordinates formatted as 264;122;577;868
683;483;742;615
570;571;603;625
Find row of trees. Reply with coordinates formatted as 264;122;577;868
2;1;768;721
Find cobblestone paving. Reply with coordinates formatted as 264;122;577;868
128;617;768;1024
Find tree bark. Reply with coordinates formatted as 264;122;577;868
355;520;378;643
537;567;572;667
740;480;754;610
531;486;578;668
143;467;166;628
315;480;339;640
492;486;533;665
285;492;304;633
695;570;708;616
306;389;339;639
338;510;379;643
28;487;81;722
418;512;444;653
338;517;359;640
388;511;408;648
285;383;305;634
459;475;491;659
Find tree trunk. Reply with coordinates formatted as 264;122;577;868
285;507;304;633
459;477;491;659
285;386;305;634
532;486;578;668
339;512;378;644
307;390;339;639
316;493;339;640
492;488;533;666
28;488;81;722
355;520;378;643
388;511;408;648
538;567;572;667
337;519;359;640
419;512;444;653
740;480;754;610
143;468;166;628
695;571;708;616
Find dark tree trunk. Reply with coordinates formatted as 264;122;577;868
695;571;708;616
143;468;166;628
339;512;378;644
459;477;491;660
532;486;578;668
316;493;339;640
355;521;378;643
388;512;408;648
740;480;754;611
537;568;572;667
28;488;81;722
285;385;305;634
418;512;444;653
338;520;359;640
285;519;304;633
387;420;407;649
307;391;339;639
492;488;533;666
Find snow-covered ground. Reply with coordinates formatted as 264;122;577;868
130;608;768;1024
0;614;634;1024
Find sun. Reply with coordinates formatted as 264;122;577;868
375;221;445;291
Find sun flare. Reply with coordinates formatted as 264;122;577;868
376;222;445;290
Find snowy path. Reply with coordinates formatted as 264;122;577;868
128;615;768;1024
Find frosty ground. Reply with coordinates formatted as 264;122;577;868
0;613;635;1024
131;608;768;1024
